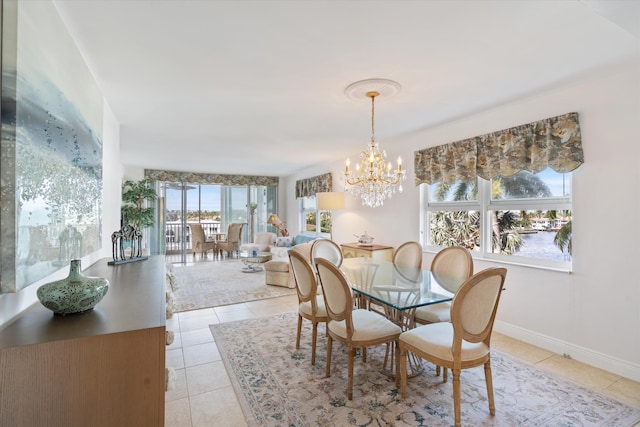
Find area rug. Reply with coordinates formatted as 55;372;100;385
210;312;640;427
171;260;295;311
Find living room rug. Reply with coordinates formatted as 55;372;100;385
171;260;295;312
210;312;640;427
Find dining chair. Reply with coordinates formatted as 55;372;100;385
399;267;507;427
393;241;423;269
311;238;343;269
368;241;423;315
188;224;216;259
315;257;402;400
216;223;244;258
413;245;473;379
414;246;473;325
288;250;328;366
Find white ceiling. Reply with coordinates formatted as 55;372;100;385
52;0;639;177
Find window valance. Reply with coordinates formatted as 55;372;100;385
295;173;332;198
144;169;279;186
414;112;583;185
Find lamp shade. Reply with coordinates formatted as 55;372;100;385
267;214;281;226
316;192;345;210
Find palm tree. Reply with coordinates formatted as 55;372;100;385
554;220;572;255
431;171;553;255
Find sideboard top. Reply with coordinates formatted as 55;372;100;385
0;256;166;349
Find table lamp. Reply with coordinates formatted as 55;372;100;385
316;192;345;241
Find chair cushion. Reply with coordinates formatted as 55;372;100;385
329;309;401;342
299;295;327;317
400;322;489;362
414;302;451;323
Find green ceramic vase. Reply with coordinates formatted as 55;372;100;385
37;259;109;315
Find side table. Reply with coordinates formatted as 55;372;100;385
340;243;393;262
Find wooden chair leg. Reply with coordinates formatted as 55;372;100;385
347;347;355;400
436;365;441;376
296;315;302;349
394;341;401;389
400;345;407;398
453;369;461;427
484;360;496;416
311;322;318;366
443;367;448;382
325;336;333;377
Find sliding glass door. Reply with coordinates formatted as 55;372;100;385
158;181;276;263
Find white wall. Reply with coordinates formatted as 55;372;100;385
286;59;640;381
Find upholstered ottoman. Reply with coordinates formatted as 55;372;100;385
265;260;293;288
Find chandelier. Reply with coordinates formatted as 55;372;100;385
344;79;406;208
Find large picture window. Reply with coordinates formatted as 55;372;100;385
416;112;582;271
422;168;572;270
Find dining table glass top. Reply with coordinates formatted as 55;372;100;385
340;257;463;311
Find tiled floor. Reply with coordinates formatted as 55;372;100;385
164;292;640;426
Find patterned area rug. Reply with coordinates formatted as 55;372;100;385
170;260;295;311
210;312;640;427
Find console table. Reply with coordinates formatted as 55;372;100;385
0;256;166;426
341;243;394;262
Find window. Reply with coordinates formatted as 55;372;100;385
422;168;572;270
299;196;331;235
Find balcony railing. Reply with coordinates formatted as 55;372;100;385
165;221;222;253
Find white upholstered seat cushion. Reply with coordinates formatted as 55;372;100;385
299;295;327;317
328;309;401;342
399;321;489;362
414;301;451;323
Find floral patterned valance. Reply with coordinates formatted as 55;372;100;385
295;173;332;198
414;112;583;185
144;169;279;186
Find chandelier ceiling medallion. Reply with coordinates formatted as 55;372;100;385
344;78;406;208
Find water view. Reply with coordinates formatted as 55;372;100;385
513;230;571;262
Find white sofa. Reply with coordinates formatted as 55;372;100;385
239;232;277;253
264;234;319;288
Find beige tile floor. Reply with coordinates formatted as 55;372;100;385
163;293;639;427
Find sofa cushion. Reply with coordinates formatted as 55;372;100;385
293;234;318;246
276;236;293;247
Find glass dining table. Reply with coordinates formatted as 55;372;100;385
339;257;464;377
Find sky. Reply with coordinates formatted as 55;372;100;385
165;185;221;211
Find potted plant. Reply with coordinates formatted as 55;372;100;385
121;179;157;231
110;179;157;263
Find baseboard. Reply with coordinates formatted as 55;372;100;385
494;320;640;383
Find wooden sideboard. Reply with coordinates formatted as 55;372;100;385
341;243;394;262
0;256;166;427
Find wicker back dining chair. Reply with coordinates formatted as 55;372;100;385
216;223;244;258
188;224;216;259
